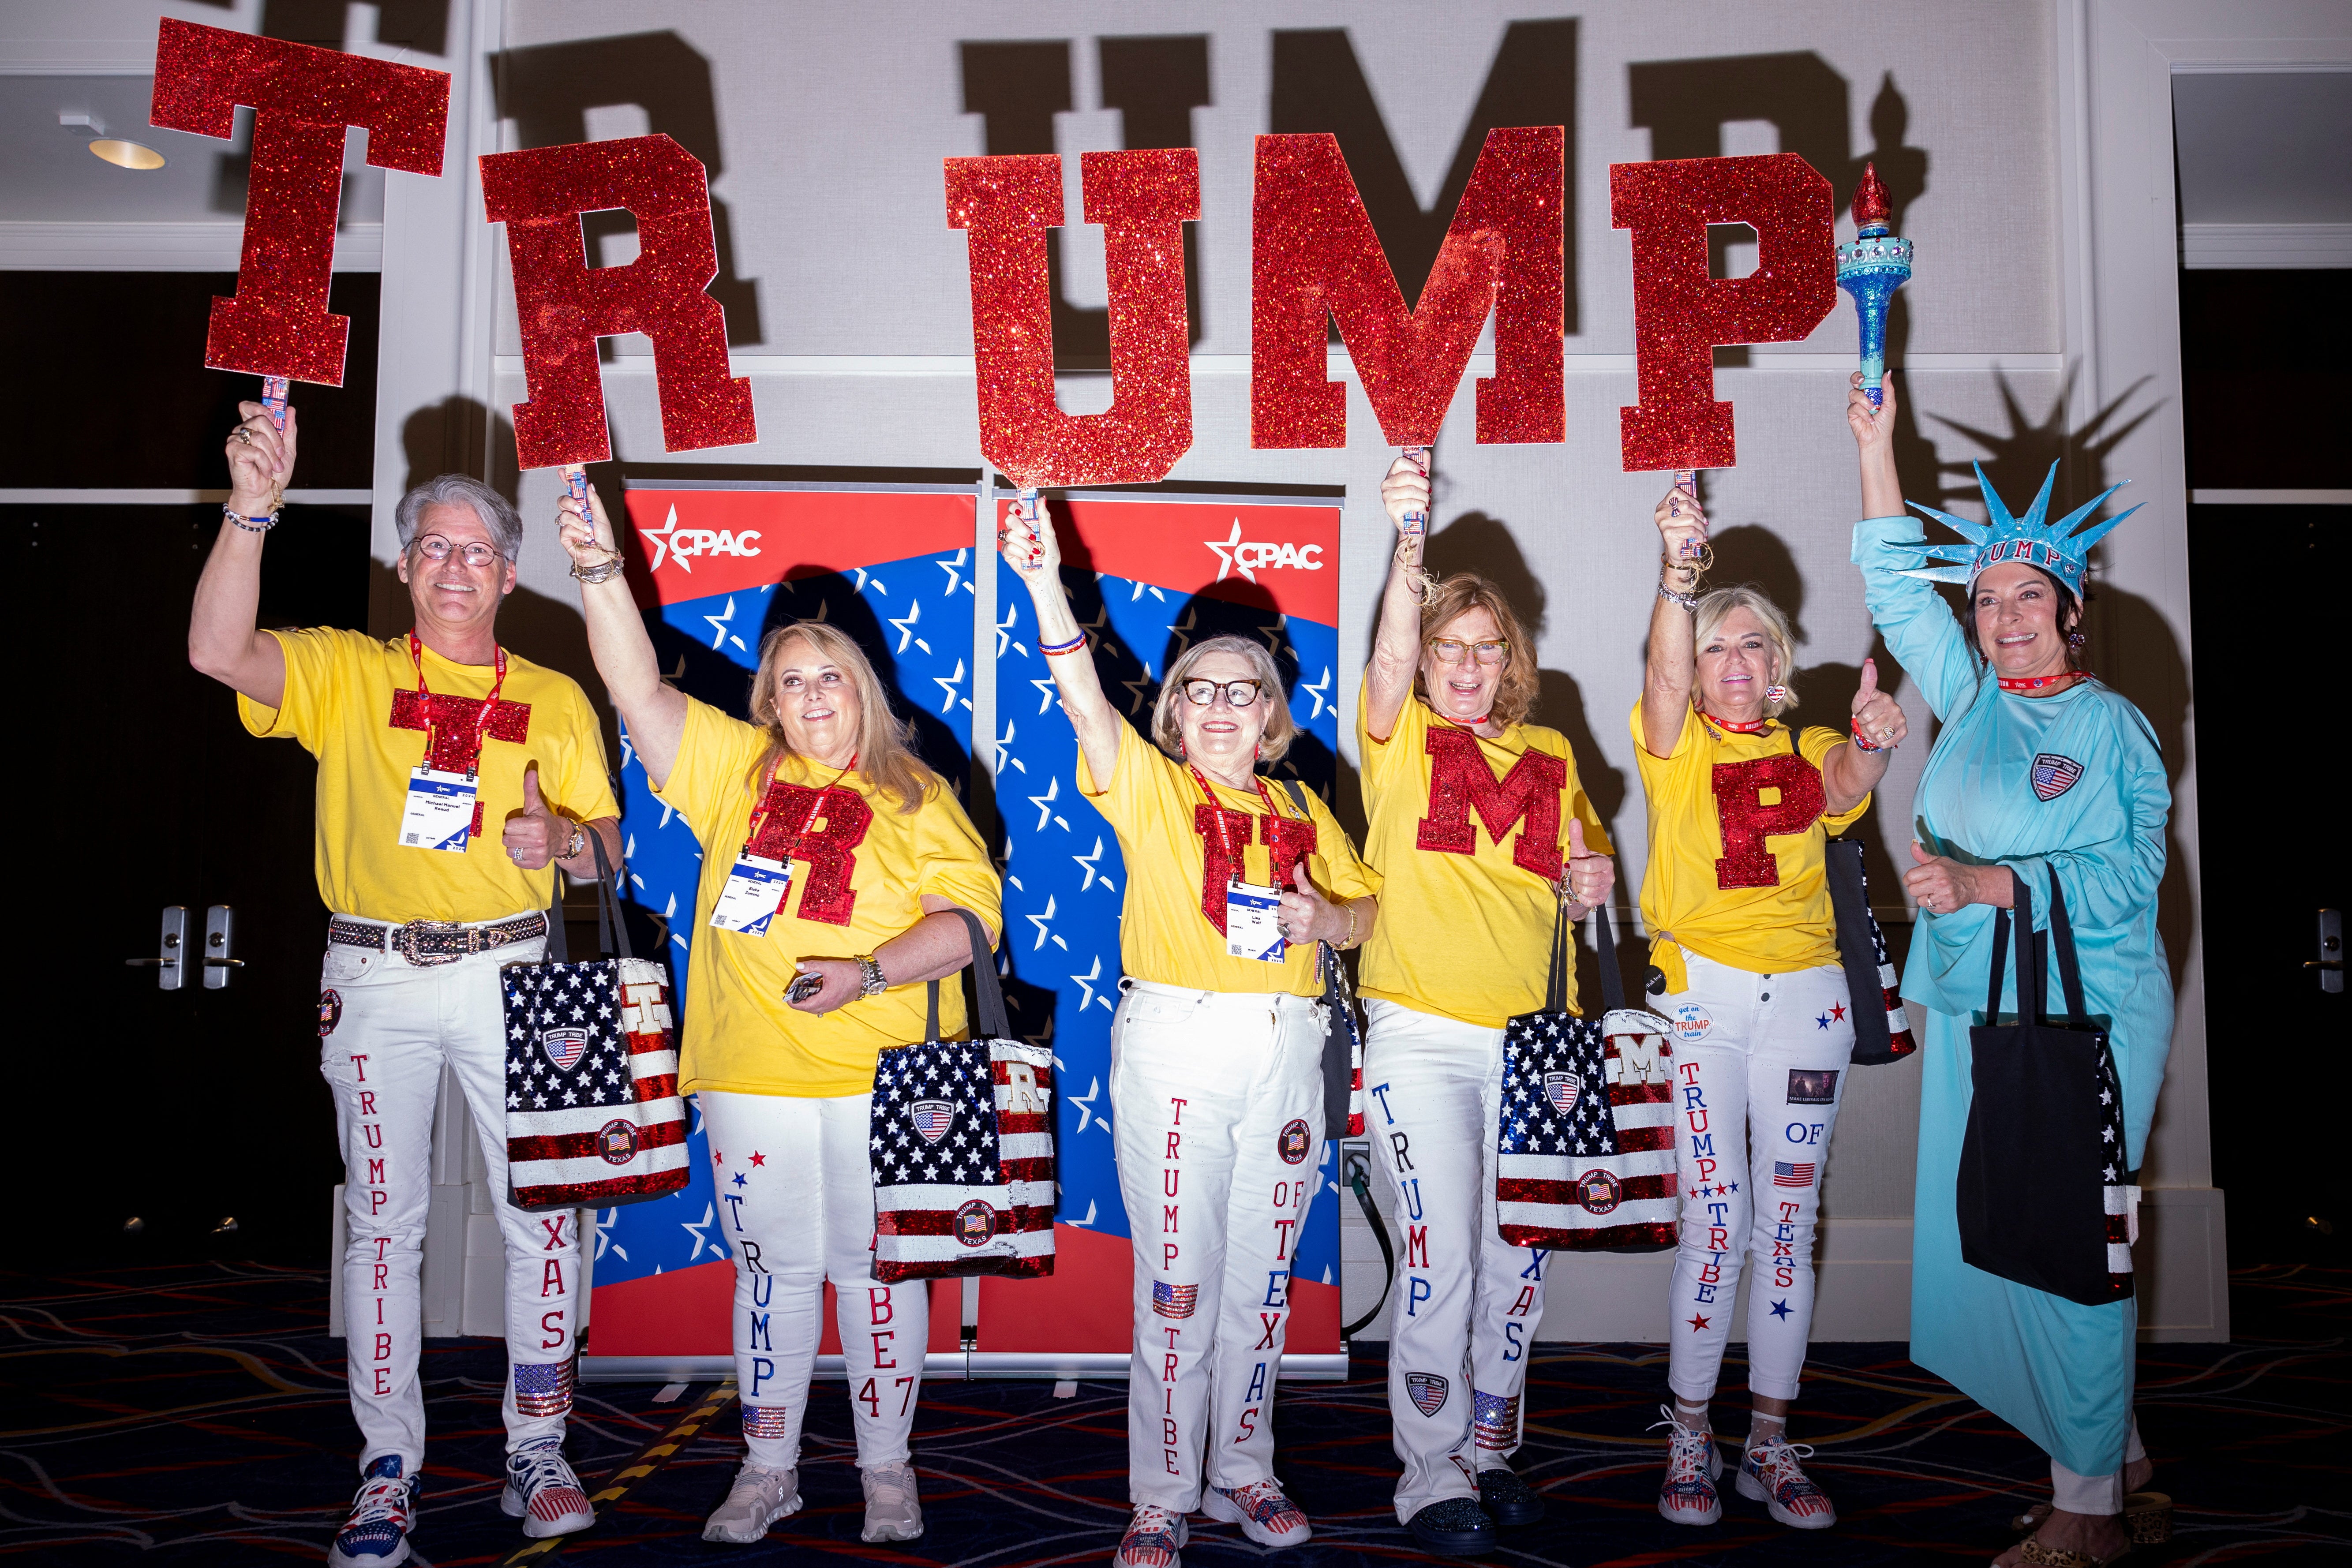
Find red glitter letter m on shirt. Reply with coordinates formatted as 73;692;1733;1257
480;134;757;470
1251;128;1563;450
150;19;449;386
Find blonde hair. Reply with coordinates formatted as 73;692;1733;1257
1415;573;1539;728
1691;585;1799;716
1150;635;1297;764
745;620;935;813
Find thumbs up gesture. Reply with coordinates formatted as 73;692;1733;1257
1850;657;1908;751
1277;860;1337;946
1563;818;1614;913
502;763;565;869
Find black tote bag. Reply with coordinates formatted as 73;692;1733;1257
1955;872;2134;1307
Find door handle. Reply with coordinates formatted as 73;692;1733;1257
2315;909;2342;995
125;907;187;990
202;905;239;989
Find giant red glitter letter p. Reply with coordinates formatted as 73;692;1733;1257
149;19;449;385
480;134;757;470
1610;153;1835;471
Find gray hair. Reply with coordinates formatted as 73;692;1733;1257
394;475;523;561
1150;634;1298;763
1691;585;1801;715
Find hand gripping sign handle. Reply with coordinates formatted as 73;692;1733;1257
1399;446;1429;534
1669;468;1713;575
565;466;591;512
1014;486;1042;550
260;375;290;433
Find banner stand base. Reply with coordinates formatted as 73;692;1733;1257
581;1351;1350;1384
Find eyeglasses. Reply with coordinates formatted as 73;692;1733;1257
1180;678;1266;708
1427;637;1509;666
413;535;502;567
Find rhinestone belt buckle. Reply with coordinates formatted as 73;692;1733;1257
395;919;466;966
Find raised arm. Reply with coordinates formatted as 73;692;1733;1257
1641;482;1709;757
1847;373;1977;720
997;499;1123;787
555;471;688;789
1363;453;1431;744
188;400;295;706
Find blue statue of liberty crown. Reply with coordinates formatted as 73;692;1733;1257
1899;461;2141;597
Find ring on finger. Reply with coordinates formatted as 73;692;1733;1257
232;427;253;444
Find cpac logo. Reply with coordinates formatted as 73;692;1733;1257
1205;519;1325;584
637;505;763;573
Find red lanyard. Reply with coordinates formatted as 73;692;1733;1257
1188;763;1286;879
408;633;507;775
1997;670;2085;695
745;754;858;862
1696;706;1769;736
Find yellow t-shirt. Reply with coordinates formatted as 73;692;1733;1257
1631;699;1869;989
655;696;1003;1099
1354;689;1613;1026
1075;722;1381;996
239;628;619;924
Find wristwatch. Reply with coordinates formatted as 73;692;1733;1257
852;953;888;998
563;823;586;861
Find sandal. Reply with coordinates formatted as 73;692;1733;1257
2011;1538;2134;1567
2008;1493;2172;1544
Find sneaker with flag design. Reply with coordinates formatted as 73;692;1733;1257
1202;1478;1311;1547
328;1455;418;1568
1113;1504;1189;1567
1738;1430;1836;1529
501;1437;594;1538
1650;1404;1723;1526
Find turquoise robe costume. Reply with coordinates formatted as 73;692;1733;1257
1853;515;2173;1478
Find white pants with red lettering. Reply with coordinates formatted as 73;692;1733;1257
1109;979;1325;1512
318;925;581;1475
1360;999;1547;1521
698;1089;929;1469
1659;950;1854;1404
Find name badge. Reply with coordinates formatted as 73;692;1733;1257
398;766;477;853
709;853;792;934
1225;880;1286;963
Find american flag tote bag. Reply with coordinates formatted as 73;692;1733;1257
871;909;1056;1282
500;837;690;1211
1496;903;1680;1253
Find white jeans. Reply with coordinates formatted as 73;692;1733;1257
699;1089;929;1470
1110;979;1325;1512
318;925;580;1474
1659;951;1853;1404
1361;999;1546;1519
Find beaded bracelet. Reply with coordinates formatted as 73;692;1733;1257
1850;717;1889;752
223;505;279;533
1039;631;1088;656
1656;580;1698;610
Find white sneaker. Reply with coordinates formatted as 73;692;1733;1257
327;1456;417;1568
499;1439;593;1538
860;1461;924;1542
1113;1504;1189;1567
701;1463;801;1544
1738;1430;1836;1529
1202;1478;1311;1547
1648;1404;1723;1527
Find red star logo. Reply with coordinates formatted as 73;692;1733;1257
749;1151;767;1167
712;1149;723;1165
1830;1001;1848;1022
1687;1313;1710;1332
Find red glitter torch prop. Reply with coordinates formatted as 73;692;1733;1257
945;148;1200;546
149;19;450;437
1610;153;1835;569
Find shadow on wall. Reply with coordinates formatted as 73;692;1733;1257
490;31;764;350
1271;19;1580;338
959;35;1213;366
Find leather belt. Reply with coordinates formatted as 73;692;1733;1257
329;910;548;966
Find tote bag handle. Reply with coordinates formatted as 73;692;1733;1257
925;908;1011;1042
1544;892;1626;1014
541;827;631;963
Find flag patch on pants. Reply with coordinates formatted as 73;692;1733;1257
1406;1372;1449;1416
1152;1281;1198;1319
1773;1161;1816;1188
742;1405;791;1439
512;1359;574;1416
1474;1390;1518;1448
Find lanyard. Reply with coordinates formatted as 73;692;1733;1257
408;633;507;776
745;753;858;862
1187;763;1287;875
1695;705;1769;738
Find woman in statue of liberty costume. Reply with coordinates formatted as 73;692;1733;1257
1846;374;2172;1568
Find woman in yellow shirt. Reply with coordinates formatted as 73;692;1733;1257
1635;483;1906;1533
1000;500;1379;1568
558;480;1000;1549
1361;456;1617;1557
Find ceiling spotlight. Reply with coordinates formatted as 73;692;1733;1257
89;139;166;171
122;1216;146;1235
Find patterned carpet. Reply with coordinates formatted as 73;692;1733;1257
3;1263;2344;1565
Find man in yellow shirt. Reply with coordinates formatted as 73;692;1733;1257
190;403;620;1568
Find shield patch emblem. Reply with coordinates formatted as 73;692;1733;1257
540;1027;588;1072
1544;1070;1581;1115
1405;1372;1449;1416
911;1100;955;1145
2031;753;2084;801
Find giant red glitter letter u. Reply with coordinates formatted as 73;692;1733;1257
1251;128;1563;450
480;134;757;470
1610;153;1836;472
149;19;449;385
945;148;1199;488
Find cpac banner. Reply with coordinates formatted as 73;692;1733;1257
981;490;1346;1377
582;480;979;1373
